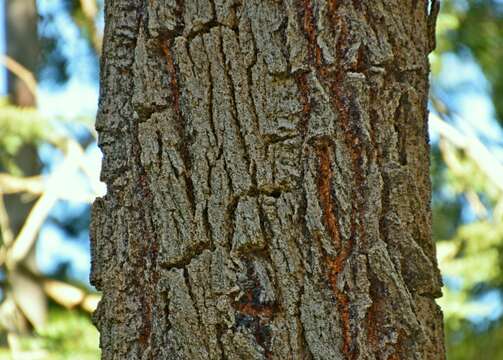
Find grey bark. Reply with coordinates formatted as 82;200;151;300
91;1;444;359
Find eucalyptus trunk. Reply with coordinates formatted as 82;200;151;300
91;1;444;359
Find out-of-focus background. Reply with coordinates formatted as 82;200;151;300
0;0;501;359
0;0;103;359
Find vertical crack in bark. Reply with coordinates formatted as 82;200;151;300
296;72;311;134
161;39;196;216
161;40;181;115
315;141;342;252
220;28;254;190
329;66;365;360
202;38;218;148
297;165;315;359
302;0;322;67
183;268;211;356
298;1;359;357
294;0;324;133
315;139;353;358
225;194;239;251
134;136;161;356
126;8;163;356
394;94;409;166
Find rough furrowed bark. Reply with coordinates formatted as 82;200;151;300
91;0;445;359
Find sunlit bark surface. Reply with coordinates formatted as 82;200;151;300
91;1;444;359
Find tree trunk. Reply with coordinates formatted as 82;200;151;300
91;1;444;359
5;0;39;107
4;0;41;233
2;0;47;341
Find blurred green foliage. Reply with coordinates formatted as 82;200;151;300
433;0;503;122
0;99;51;174
0;306;99;360
453;1;503;123
0;99;101;358
432;1;503;358
0;1;103;359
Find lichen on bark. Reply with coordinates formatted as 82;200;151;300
91;1;445;359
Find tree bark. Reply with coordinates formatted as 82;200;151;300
91;1;444;359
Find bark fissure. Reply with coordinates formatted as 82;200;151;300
315;139;353;357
